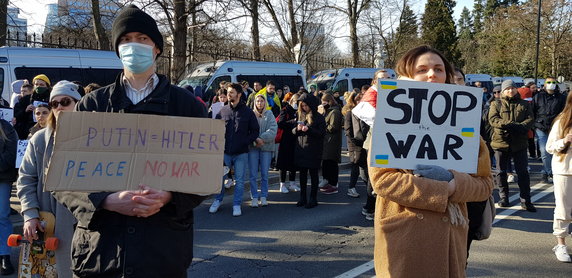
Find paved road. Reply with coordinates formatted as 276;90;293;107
6;158;571;277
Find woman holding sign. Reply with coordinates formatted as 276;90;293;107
369;45;493;277
16;81;80;277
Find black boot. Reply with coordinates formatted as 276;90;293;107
521;200;537;212
305;183;318;209
497;197;510;207
296;185;307;207
1;255;14;275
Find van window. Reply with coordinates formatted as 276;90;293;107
333;79;348;93
0;68;4;98
205;75;231;102
14;67;122;87
351;79;372;92
237;75;305;92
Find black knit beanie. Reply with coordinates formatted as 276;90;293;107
112;5;163;57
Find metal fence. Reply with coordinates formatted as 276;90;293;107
4;31;361;82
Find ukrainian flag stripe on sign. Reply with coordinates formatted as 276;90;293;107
375;155;389;165
461;127;475;137
380;81;397;90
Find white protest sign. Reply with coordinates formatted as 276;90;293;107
370;80;483;173
0;108;13;123
16;140;28;168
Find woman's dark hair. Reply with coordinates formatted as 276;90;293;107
454;67;465;80
395;45;455;84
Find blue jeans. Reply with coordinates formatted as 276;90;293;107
0;182;13;255
536;129;552;175
248;149;272;199
215;153;248;206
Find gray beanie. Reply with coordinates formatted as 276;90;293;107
501;80;514;92
50;80;82;102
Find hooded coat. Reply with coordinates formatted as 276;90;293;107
488;93;534;152
292;94;326;169
322;104;343;162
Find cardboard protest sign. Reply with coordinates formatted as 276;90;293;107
370;80;483;173
45;112;225;195
16;140;28;168
0;108;13;123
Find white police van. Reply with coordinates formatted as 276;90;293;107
465;74;494;92
178;60;307;102
307;68;396;93
0;47;123;101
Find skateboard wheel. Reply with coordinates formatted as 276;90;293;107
7;234;21;247
45;237;59;251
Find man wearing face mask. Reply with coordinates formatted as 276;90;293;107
533;77;566;184
53;5;207;277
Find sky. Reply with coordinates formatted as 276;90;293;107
10;0;475;51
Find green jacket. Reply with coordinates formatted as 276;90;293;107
488;94;534;152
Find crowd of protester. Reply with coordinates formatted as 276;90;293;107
0;31;571;276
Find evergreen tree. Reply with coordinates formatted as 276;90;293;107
473;0;484;33
421;0;459;64
458;7;473;39
484;0;500;18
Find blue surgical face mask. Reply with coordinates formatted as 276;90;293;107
118;42;155;74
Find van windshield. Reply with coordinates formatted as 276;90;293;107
309;79;335;91
178;76;210;89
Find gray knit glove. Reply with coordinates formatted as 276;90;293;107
413;164;453;182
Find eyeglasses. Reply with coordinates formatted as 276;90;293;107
49;97;74;108
546;81;556;84
34;111;49;116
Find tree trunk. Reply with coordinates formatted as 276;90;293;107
288;0;302;63
188;0;197;67
172;0;188;83
349;17;359;66
91;0;110;50
0;0;8;46
251;0;261;60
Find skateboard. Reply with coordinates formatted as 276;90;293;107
7;211;59;278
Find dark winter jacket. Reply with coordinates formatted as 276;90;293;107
322;105;343;162
0;119;17;183
276;104;297;171
532;90;566;132
13;94;35;139
293;93;326;169
217;101;259;155
488;94;534;152
53;73;208;278
344;110;369;165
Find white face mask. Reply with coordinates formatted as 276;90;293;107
545;83;557;91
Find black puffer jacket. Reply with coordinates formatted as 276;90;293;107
293;93;326;169
0;119;17;183
532;90;566;132
53;73;208;278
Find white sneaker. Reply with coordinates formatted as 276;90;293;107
232;205;242;216
319;179;329;188
251;198;259;208
260;197;268;206
553;245;572;262
347;188;360;198
280;182;289;193
209;200;221;213
507;174;516;183
289;182;300;192
224;179;234;189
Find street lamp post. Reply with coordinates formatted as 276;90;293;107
534;0;542;86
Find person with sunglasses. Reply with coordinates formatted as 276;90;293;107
52;5;207;277
17;80;80;277
533;77;566;184
27;104;50;138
